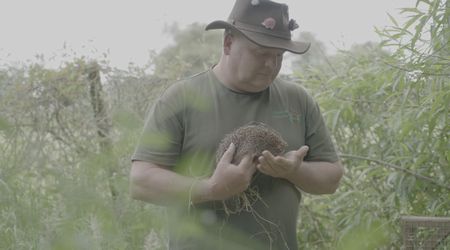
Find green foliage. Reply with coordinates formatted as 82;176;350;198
152;23;222;81
292;0;449;248
1;0;448;248
291;32;329;73
0;60;167;249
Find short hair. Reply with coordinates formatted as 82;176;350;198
224;28;233;37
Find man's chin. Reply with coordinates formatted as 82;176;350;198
248;82;272;93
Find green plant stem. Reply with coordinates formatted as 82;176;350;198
339;153;450;191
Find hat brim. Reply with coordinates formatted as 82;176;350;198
205;20;310;54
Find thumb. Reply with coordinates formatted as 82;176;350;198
297;145;309;160
220;143;236;164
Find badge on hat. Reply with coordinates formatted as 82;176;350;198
261;17;276;30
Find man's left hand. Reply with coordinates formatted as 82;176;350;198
256;145;309;179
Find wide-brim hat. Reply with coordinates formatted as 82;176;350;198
205;0;310;54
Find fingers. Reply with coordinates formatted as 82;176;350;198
220;143;236;164
261;150;281;166
258;153;288;172
257;155;277;174
238;154;252;166
239;155;256;175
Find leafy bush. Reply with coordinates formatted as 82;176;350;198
0;1;448;249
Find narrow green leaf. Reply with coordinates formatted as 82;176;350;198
403;14;422;31
387;13;399;27
400;7;424;15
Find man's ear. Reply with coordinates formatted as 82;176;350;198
223;33;233;55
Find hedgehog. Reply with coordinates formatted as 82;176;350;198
216;122;288;165
215;122;288;214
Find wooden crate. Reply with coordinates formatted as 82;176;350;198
402;216;450;249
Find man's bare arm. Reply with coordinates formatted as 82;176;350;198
286;160;344;194
130;161;212;206
130;143;256;206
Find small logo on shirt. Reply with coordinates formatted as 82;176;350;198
272;110;301;123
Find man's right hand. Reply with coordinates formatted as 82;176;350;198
130;143;256;205
205;143;256;200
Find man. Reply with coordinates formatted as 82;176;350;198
130;0;344;249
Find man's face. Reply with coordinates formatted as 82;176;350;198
227;34;284;93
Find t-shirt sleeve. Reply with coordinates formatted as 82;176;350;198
304;94;339;163
131;83;184;167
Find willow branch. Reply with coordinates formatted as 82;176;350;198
381;60;450;76
339;154;450;191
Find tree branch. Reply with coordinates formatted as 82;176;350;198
381;60;450;77
339;154;450;191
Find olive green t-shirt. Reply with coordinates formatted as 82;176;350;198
132;69;338;250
